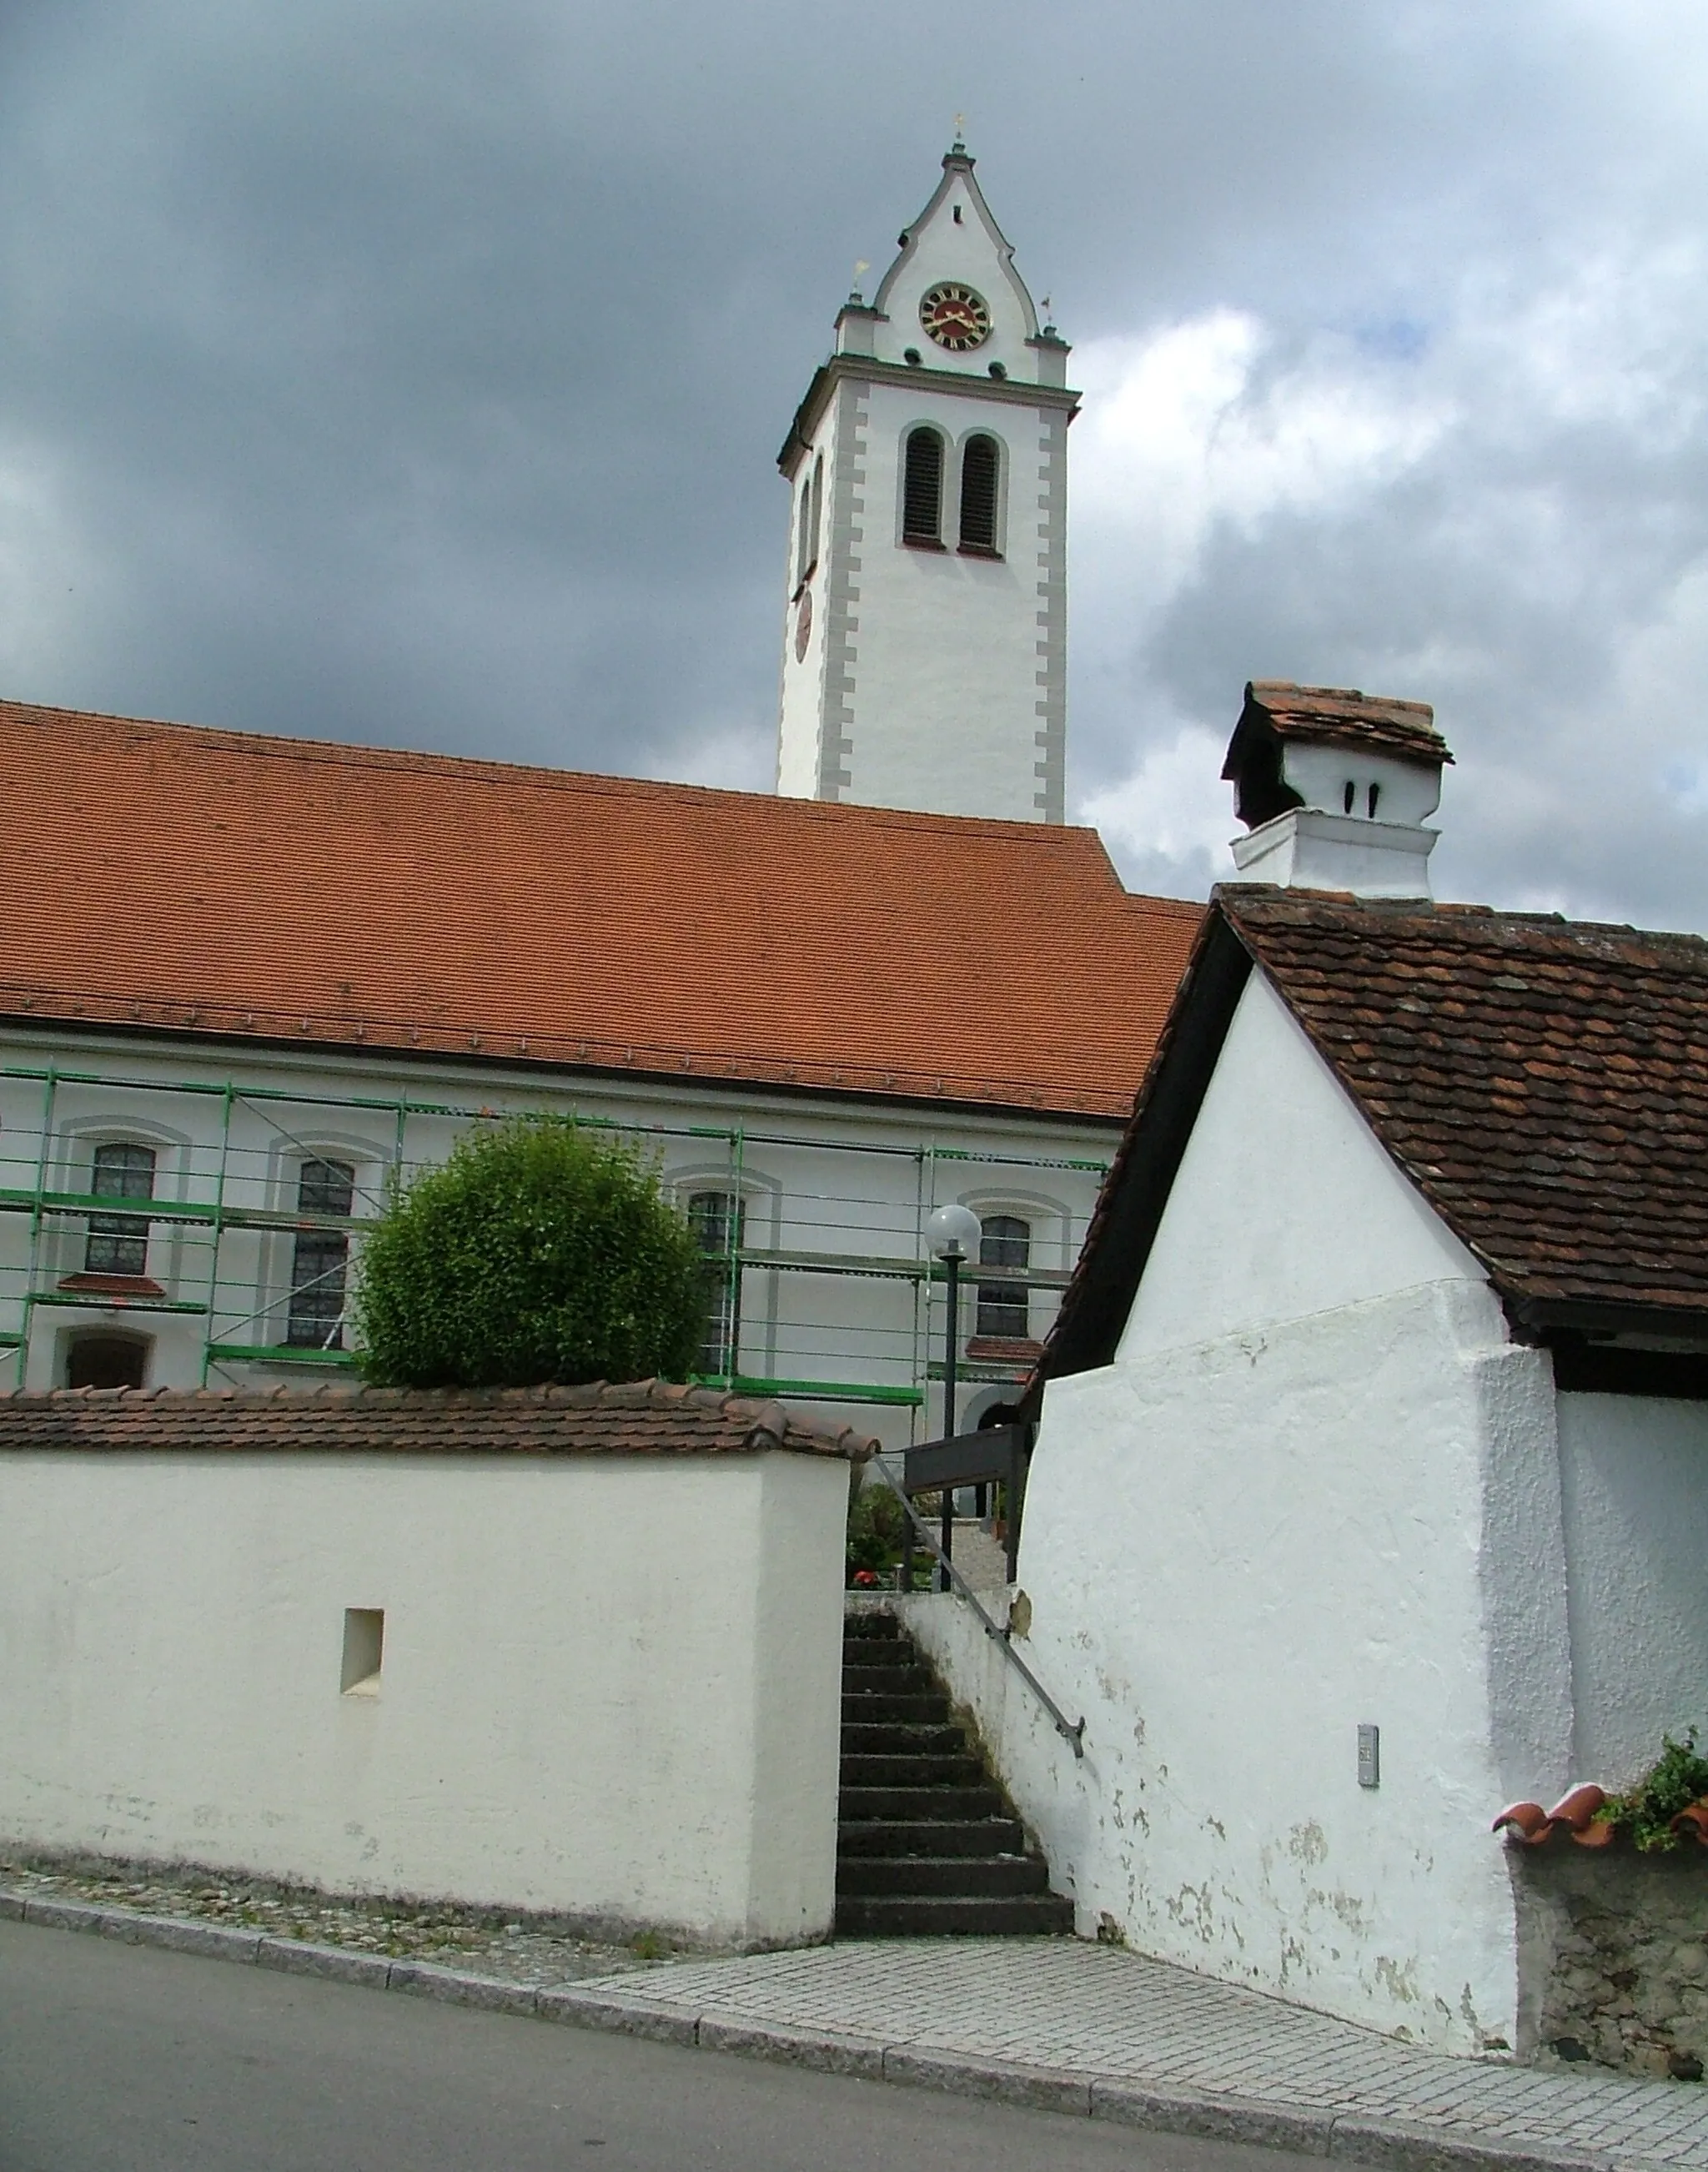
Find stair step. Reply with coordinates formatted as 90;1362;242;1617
836;1853;1052;1898
835;1893;1076;1938
839;1667;932;1698
841;1721;965;1757
839;1785;1005;1822
841;1692;950;1725
841;1641;920;1670
837;1817;1026;1858
841;1752;982;1788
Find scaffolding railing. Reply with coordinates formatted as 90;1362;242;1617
0;1058;1109;1418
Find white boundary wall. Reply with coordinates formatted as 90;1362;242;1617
0;1446;849;1948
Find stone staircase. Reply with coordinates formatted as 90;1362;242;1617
836;1611;1073;1936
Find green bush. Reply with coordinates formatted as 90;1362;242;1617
846;1477;912;1582
352;1116;706;1389
1605;1731;1708;1852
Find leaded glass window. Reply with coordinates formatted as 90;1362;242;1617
287;1158;355;1349
85;1141;156;1276
688;1189;745;1378
976;1214;1030;1340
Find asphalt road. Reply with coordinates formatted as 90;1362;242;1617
0;1919;1319;2172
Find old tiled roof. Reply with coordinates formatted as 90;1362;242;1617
1224;889;1708;1325
0;698;1202;1119
0;1379;876;1460
1034;885;1708;1388
1227;681;1453;769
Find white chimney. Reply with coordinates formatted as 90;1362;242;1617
1221;681;1451;899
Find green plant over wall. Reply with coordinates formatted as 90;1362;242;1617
352;1116;706;1389
1605;1732;1708;1852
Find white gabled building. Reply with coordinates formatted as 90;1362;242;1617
899;681;1708;2056
776;140;1074;823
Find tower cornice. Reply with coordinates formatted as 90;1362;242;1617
777;352;1081;477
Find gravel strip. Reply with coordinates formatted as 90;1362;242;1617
0;1858;671;1989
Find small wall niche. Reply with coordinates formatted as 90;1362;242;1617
340;1608;384;1697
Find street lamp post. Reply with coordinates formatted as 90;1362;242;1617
926;1203;982;1595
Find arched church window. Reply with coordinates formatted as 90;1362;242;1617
84;1140;156;1276
796;480;813;589
809;453;824;575
902;428;944;546
687;1189;745;1378
287;1157;356;1349
976;1214;1030;1340
958;435;1001;555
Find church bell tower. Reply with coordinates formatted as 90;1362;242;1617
775;143;1078;823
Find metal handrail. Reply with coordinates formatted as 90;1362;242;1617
866;1452;1086;1759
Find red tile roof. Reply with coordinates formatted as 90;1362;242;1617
1233;681;1454;767
1035;885;1708;1388
0;1379;876;1461
1223;890;1708;1326
0;699;1201;1119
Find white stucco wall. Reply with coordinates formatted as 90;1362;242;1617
1007;1282;1568;2054
0;1446;849;1947
913;972;1586;2055
1119;973;1484;1362
1556;1391;1708;1784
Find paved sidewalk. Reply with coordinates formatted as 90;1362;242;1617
583;1938;1708;2171
10;1885;1708;2172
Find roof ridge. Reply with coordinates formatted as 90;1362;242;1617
0;696;1129;850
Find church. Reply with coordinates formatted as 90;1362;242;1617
0;143;1198;1446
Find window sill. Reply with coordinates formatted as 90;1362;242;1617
57;1272;166;1299
902;535;948;551
957;543;1004;560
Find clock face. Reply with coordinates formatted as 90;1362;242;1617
918;282;992;352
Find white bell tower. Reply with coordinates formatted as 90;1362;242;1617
775;142;1078;823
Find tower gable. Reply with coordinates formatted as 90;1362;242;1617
775;145;1078;825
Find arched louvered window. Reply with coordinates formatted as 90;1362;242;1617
902;427;944;546
809;453;824;572
958;434;1000;554
796;479;813;587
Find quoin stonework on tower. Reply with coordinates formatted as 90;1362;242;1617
775;142;1076;822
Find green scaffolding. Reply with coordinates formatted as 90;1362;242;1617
0;1058;1108;1412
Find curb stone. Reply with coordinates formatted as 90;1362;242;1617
1092;2079;1337;2156
257;1938;393;1988
696;2014;887;2079
0;1889;1686;2172
389;1962;539;2018
882;2047;1093;2114
1325;2121;1613;2172
98;1911;262;1963
23;1898;105;1934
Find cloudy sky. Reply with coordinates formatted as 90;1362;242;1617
3;0;1706;928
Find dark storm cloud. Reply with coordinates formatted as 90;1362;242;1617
3;1;1706;923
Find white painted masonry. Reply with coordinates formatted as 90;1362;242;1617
1118;977;1484;1360
1555;1391;1708;1784
896;961;1708;2057
0;1443;849;1946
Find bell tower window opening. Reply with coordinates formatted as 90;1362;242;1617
287;1158;356;1349
958;434;1001;556
796;480;812;590
809;453;824;576
84;1141;157;1276
688;1189;745;1379
902;428;945;546
976;1214;1031;1340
